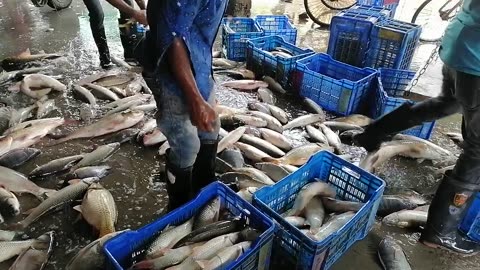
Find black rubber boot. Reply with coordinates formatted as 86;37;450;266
165;152;193;212
91;27;113;69
354;103;416;151
192;140;218;195
119;19;142;62
420;171;480;254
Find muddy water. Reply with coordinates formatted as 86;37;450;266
0;0;478;269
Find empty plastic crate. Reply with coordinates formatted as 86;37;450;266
104;182;275;270
348;4;393;18
356;0;399;17
292;53;378;116
327;10;385;67
460;192;480;243
222;17;264;61
253;151;385;270
366;19;422;70
246;36;314;90
371;68;435;139
255;15;297;44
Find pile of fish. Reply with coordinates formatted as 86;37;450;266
0;231;54;269
129;197;262;270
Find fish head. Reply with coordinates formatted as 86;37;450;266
82;177;100;185
5;197;21;216
88;182;105;190
383;213;400;226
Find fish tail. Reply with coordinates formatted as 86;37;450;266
261;157;280;164
99;226;116;238
195;260;209;269
131;260;155;269
8;221;25;232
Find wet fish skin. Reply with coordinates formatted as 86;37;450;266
105;94;151;109
219;148;244;168
111;55;132;69
234;167;275;185
283;114;325;130
221;80;268;90
236;187;258;203
194;197;221;230
212;58;241;69
143;129;167;146
233;115;267;128
133;244;199;269
196;241;251;270
392;134;452;157
267;104;288;124
312;212;355;241
243;126;262;138
79;183;118;237
259;128;292;151
0;230;16;241
9;104;37;127
0;231;53;263
75;143;120;168
234;142;272;162
257;87;275;104
147;218;194;256
263;143;332;166
137;118;157;140
323;121;364;132
378;238;412;270
0;187;20;217
4;117;64;135
0;148;41;169
36;99;56;119
65;165;111;180
20;74;66;99
306;125;328;145
84;83;119;101
110;86;126;97
321;197;364;213
247;102;271;115
284;181;336;216
98;128;139;144
220;172;267;190
247;111;283;133
215;68;255;80
0;166;55;199
334;114;372;127
305;197;326;233
93;72;136;88
319;124;342;153
173;219;244;248
9;231;54;270
29;155;84;178
263;76;286;94
254;162;290;182
240;134;285;158
285;216;307;228
73;85;97;106
303;98;325;115
377;195;419;217
382;210;428;228
218;127;246;153
106;99;145;115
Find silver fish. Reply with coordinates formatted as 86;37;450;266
247;111;283;133
4;117;63;135
147;218;194;257
283;114;325;130
235;167;275;185
111;55;133;69
267;104;288;124
218;127;246;153
233;115;267;127
284;181;336;216
219;148;244;168
319;124;342;153
84;83;119;101
220;172;267;190
74;143;120;168
254;162;290;182
131;102;157;112
303;98;325;115
321;197;364;213
240;134;285;158
133;244;201;269
212;58;241;69
0;166;55;199
215;68;255;80
93;72;136;87
20;74;66;99
30;155;84;177
106;99;145;115
378;238;412;270
0;232;53;263
263;143;332;166
257;87;275;104
194;197;221;230
196;241;251;270
104;94;151;109
285;216;307;228
382;210;428;229
221;80;268;90
323;121;364;132
248;102;271;115
0;230;16;241
110;86;126;97
0;148;41;169
125;78;143;96
259;128;292;151
9;231;54;270
0;187;20;217
244;126;262;138
312;212;355;241
234;142;272;162
98;128;140;144
306;125;328;145
263;76;286;94
236;187;258;203
137;118;157;140
66;166;111;180
36;99;56;119
73;85;97;106
9;104;37;127
143;129;167;146
305;197;326;234
393;134;452;156
334;114;372;127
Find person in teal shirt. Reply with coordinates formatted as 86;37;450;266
353;0;480;254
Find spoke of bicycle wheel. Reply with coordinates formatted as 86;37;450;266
309;1;329;17
324;0;356;10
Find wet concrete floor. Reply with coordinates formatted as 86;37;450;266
0;0;478;269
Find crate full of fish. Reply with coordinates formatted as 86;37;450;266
253;151;385;270
292;53;378;116
365;19;422;70
371;68;435;139
246;36;314;90
254;15;297;44
460;192;480;242
103;182;275;270
356;0;399;17
222;17;264;61
327;9;385;67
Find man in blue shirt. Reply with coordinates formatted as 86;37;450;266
354;0;480;253
141;0;227;210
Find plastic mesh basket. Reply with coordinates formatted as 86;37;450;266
255;15;297;44
460;192;480;243
356;0;399;17
222;17;264;61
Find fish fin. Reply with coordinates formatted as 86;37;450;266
416;158;425;164
131;260;154;269
23;207;36;215
195;260;209;269
261;157;280;164
73;205;82;213
42;188;57;198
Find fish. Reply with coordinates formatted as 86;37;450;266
0;66;52;86
212;51;222;58
247;102;271;115
234;167;275;185
0;137;13;158
393;134;452;156
65;166;111;180
106;98;148;115
104;94;151;109
0;148;41;169
0;232;54;263
221;80;268;90
334;114;372;127
283;114;325;130
0;230;17;241
267;104;288;124
20;74;66;99
173;219;244;248
36;99;56;119
216;157;234;174
8;231;54;270
284;181;336;216
215;68;255;80
111;55;132;69
110;86;127;97
259;128;292;151
263;143;332;166
244;126;262;138
323;121;364;132
257;87;275;104
217;127;246;153
147;218;194;256
54;110;144;144
236;187;258;203
14;178;98;229
303;98;325;115
219;148;244;168
311;212;355;241
137;118;157;140
132;102;157;112
215;105;245;116
158;141;171;156
84;83;119;101
133;244;202;269
378;237;412;270
194;197;221;230
0;166;55;199
196;241;251;270
0;187;20;217
377;195;419;217
3;117;64;135
93;72;136;87
445;132;463;147
240;134;285;157
143;129;167;146
125;78;144;96
285;216;307;228
263;76;286;94
79;104;96;123
305;197;326;233
65;231;126;270
73;85;97;106
76;183;118;237
29;155;84;178
414;205;430;212
233;115;267;127
220;172;267;190
1;49;61;70
270;51;292;58
319;124;342;153
9;104;37;127
321;198;364;213
254;162;290;182
98;128;140;144
212;58;241;69
234;142;272;162
306;125;328;145
74;143;120;168
382;210;428;228
281;164;299;173
247;111;283;133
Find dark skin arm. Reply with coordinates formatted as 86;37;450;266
167;38;216;132
135;0;146;10
105;0;147;25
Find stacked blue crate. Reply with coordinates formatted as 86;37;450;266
255;15;297;44
356;0;400;17
222;17;264;61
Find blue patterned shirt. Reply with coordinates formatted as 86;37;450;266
146;0;228;100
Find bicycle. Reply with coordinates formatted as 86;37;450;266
31;0;72;10
304;0;357;26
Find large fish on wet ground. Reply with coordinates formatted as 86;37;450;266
76;183;118;237
0;148;40;169
0;231;54;263
1;49;61;71
323;121;364;132
137;118;157;140
0;166;55;199
98;127;140;144
382;210;428;229
20;73;66;99
257;87;275;104
263;143;332;166
378;237;412;270
4;117;64;136
143;129;167;146
283;114;325;130
263;76;286;94
393;134;452;157
84;83;119;101
74;143;120;168
248;102;271;115
0;187;20;217
306;125;328;145
221;80;268;90
319;124;342;153
212;58;242;69
284;181;336;217
267;104;288;124
234;167;275;185
259;128;292;151
91;72;136;88
218;127;246;153
36;99;56;119
9;104;37;127
65;166;111;180
333;114;372;127
105;94;151;109
234;142;272;162
219;148;244;168
54;110;144;144
29;154;84;177
303;98;325;115
377;195;419;217
215;68;255;80
9;231;54;270
247;110;283;133
240;134;285;157
73;85;97;106
233;114;267;128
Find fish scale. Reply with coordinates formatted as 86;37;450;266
80;183;118;237
147;218;194;256
74;143;120;169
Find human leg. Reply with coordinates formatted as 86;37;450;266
83;0;112;68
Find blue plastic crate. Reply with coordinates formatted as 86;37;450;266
370;68;435;139
246;36;314;90
104;182;275;270
366;19;422;70
222;18;264;61
460;192;480;243
356;0;399;17
348;4;393;18
253;151;385;270
255;15;297;45
292;53;378;116
327;10;384;67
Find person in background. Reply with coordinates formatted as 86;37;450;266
225;0;251;17
140;0;227;210
82;0;147;68
353;0;480;254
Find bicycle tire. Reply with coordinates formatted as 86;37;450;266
304;0;338;26
47;0;72;10
411;0;433;24
321;0;357;10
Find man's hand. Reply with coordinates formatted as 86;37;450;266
132;10;148;25
189;98;217;132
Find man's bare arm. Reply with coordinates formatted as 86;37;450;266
105;0;147;25
135;0;146;10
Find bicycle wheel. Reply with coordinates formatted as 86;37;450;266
321;0;357;10
47;0;72;10
304;0;339;26
411;0;459;42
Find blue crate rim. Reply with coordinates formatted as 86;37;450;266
222;17;264;35
247;35;314;58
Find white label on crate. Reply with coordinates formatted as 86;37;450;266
342;166;360;179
